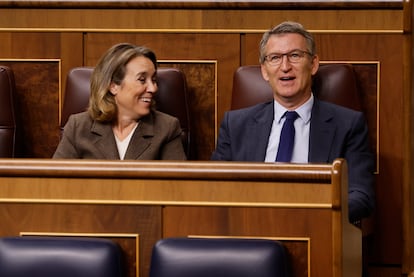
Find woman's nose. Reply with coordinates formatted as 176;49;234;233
146;80;157;93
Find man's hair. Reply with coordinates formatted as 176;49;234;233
259;21;316;64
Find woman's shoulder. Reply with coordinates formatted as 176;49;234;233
65;111;95;129
68;111;92;121
151;110;180;123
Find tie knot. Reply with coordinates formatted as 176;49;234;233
284;111;298;121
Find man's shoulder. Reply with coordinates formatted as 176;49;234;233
315;99;362;117
227;101;273;116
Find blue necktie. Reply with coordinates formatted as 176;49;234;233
276;111;299;162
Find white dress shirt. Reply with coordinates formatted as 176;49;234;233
265;94;314;163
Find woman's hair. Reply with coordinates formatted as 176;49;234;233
259;21;316;64
88;43;157;123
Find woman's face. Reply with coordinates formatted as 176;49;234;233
110;56;157;121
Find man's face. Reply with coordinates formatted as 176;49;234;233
261;33;319;109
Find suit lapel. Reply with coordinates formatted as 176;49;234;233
246;103;274;161
309;100;336;163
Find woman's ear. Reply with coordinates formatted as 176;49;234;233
109;82;118;95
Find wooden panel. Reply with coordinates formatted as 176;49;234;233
0;32;83;86
0;203;162;277
0;32;84;158
163;206;330;277
60;32;84;96
0;8;403;30
352;63;378;158
159;62;216;160
0;60;60;158
0;32;62;57
0;158;359;277
313;34;404;266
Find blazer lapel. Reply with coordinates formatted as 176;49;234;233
123;116;152;160
90;121;120;159
308;100;336;163
246;103;274;161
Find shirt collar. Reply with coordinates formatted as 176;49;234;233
274;93;314;123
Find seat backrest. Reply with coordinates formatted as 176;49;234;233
0;236;124;277
0;66;18;157
231;64;362;111
62;67;192;159
149;237;290;277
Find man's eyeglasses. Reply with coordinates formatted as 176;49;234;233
264;49;313;66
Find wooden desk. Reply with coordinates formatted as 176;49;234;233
0;158;360;277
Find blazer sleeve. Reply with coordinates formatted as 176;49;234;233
52;114;80;159
158;116;187;160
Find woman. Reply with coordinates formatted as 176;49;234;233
53;43;186;160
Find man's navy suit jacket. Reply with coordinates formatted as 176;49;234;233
211;99;375;222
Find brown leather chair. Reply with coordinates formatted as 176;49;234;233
231;64;362;111
61;67;192;159
0;66;19;157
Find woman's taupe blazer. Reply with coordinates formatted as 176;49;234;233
53;111;186;160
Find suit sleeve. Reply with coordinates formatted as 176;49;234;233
211;112;232;161
346;112;375;223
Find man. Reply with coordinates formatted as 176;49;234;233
211;21;375;223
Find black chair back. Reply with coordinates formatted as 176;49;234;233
149;237;290;277
0;236;125;277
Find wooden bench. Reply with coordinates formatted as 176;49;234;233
0;158;361;276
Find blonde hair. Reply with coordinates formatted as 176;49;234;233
88;43;157;122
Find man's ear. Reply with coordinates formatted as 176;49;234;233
261;64;270;81
311;54;320;76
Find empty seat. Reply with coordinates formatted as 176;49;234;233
0;236;125;277
149;237;290;277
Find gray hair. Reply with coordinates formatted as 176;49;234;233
259;21;316;64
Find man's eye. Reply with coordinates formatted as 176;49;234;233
138;78;146;83
270;55;281;61
290;53;300;58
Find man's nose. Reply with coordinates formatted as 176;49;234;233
279;55;292;70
